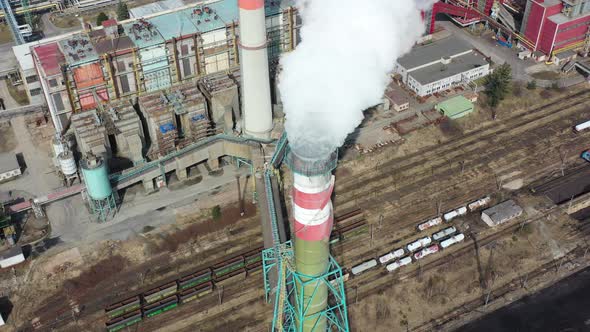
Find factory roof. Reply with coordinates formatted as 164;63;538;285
33;42;65;76
149;10;199;39
92;34;135;54
183;1;238;33
409;51;489;85
549;11;590;25
124;19;166;48
0;153;20;173
538;0;561;8
481;200;523;226
12;43;35;71
59;33;99;66
384;84;409;105
435;95;474;119
130;0;187;18
397;35;472;70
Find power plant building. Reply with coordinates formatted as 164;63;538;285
520;0;590;54
394;36;490;97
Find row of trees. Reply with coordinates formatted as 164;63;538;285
96;1;129;26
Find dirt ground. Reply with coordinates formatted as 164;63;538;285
0;122;17;152
348;194;582;331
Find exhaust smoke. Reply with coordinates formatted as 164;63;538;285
279;0;437;159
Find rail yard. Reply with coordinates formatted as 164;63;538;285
2;0;590;330
2;82;589;332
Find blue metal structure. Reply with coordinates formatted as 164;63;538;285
0;0;25;44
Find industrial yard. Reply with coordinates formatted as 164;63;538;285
0;0;590;331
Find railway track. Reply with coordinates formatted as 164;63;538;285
22;211;365;331
336;89;590;201
346;204;560;303
411;245;585;332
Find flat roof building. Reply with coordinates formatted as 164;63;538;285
394;35;490;97
0;154;21;182
481;200;523;227
435;95;474;119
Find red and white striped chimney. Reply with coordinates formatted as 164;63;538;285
238;0;273;139
292;173;335;241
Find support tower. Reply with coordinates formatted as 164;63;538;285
81;153;116;222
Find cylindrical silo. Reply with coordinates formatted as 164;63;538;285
58;152;77;178
238;0;273;139
287;149;337;332
81;153;115;222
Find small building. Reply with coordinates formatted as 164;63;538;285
383;84;409;112
12;43;44;105
0;154;21;182
435;95;474;119
481;200;523;227
393;35;490;97
0;245;25;269
554;50;577;66
532;51;547;62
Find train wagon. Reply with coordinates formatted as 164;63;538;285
386;256;412;272
441;233;465;249
143;281;178;305
406;236;431;252
413;244;439;260
215;268;246;285
328;270;350;287
143;295;179;318
574;120;590;132
212;256;245;279
378;248;405;265
351;259;378;276
244;247;263;266
105;309;142;332
104;295;141;319
246;260;263;275
468;196;491;212
417;217;443;232
432;226;457;241
178;269;212;290
178;282;214;304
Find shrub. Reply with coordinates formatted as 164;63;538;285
212;205;222;220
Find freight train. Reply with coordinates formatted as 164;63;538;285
104;247;263;331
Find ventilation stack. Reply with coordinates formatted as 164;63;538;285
81;153;115;222
238;0;273;138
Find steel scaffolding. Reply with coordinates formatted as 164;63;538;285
262;242;349;332
262;136;349;332
0;0;24;44
86;192;116;222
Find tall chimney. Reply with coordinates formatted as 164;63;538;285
238;0;273;139
288;150;337;331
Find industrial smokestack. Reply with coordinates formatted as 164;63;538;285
238;0;273;139
280;0;436;330
288;150;337;331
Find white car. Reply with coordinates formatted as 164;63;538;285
441;233;466;249
378;248;405;264
418;217;443;231
432;226;457;241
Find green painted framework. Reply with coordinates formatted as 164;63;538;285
262;133;349;332
262;242;349;332
88;193;116;223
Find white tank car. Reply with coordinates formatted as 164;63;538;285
441;233;466;249
406;236;431;252
432;226;457;241
351;259;377;275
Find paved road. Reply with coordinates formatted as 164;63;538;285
438;19;535;81
0;44;17;76
48;164;251;244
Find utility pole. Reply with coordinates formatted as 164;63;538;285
237;175;244;216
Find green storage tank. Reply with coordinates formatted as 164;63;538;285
81;155;112;200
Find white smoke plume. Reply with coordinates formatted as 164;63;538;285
279;0;437;159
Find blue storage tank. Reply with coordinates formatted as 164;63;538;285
81;154;112;200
